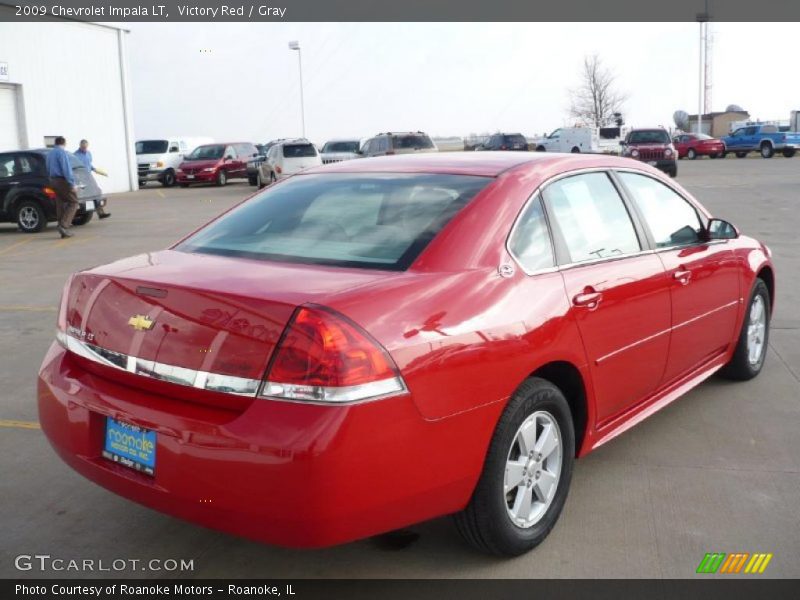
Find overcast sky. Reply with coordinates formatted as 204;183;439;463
124;22;799;143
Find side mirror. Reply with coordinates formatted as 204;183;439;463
225;155;234;161
706;218;738;240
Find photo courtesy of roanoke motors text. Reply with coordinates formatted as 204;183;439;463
1;0;799;598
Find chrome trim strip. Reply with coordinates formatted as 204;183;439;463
595;300;740;365
57;331;260;397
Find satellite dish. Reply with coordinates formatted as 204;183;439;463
673;110;690;131
726;104;744;112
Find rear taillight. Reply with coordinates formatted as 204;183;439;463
260;306;406;403
43;187;57;200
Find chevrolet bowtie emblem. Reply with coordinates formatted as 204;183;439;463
128;314;155;331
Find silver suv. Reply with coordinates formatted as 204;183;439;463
360;132;437;157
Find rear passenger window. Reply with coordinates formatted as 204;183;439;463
617;172;703;247
509;195;554;272
544;172;640;263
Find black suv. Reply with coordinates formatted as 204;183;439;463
476;133;529;151
0;149;105;233
359;132;437;157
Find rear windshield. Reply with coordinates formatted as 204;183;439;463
627;130;670;144
187;145;225;160
322;141;360;153
283;144;318;158
392;135;435;150
136;140;169;155
176;173;490;271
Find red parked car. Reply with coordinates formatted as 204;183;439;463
39;153;774;556
176;142;258;187
673;133;726;159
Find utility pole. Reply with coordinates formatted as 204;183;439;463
696;0;711;134
288;40;306;138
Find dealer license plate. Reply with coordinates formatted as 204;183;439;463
103;417;156;476
186;174;195;179
84;200;95;210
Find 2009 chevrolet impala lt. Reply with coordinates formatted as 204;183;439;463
38;153;774;555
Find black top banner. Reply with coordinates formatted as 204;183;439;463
2;0;800;22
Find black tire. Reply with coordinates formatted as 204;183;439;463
709;153;719;159
216;170;227;186
161;170;176;187
760;143;774;159
720;279;770;381
570;147;580;154
138;180;146;187
721;151;728;158
248;175;257;186
782;148;796;158
257;171;266;189
179;183;190;188
454;377;575;556
687;148;697;160
735;152;747;159
16;199;47;233
535;146;546;152
71;212;93;226
668;165;678;178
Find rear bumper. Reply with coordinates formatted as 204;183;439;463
37;343;493;548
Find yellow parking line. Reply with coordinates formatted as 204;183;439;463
0;305;57;312
0;238;33;256
0;420;41;430
156;190;165;198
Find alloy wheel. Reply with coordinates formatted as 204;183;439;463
19;206;39;230
747;295;767;366
504;411;563;528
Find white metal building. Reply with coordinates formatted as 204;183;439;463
0;12;136;193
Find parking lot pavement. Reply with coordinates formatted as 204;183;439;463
1;161;798;579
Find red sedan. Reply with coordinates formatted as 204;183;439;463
673;133;726;159
38;153;774;556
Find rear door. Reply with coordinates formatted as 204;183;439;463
544;171;671;424
616;171;740;383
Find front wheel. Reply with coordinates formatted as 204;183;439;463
454;378;575;556
216;170;227;186
720;279;770;381
760;143;774;159
687;148;697;160
257;171;266;189
161;170;176;187
570;147;580;153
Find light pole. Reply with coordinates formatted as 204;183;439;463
288;40;306;138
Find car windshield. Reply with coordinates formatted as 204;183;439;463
176;173;491;271
283;144;317;158
393;135;434;150
322;141;360;153
628;130;670;144
187;145;225;160
136;140;169;154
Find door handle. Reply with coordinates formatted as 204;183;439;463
673;269;692;285
573;291;603;309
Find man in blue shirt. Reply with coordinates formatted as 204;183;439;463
46;136;78;238
74;139;110;219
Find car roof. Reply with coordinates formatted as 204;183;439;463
301;151;636;178
375;131;430;137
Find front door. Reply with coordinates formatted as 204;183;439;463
616;171;741;383
543;171;672;423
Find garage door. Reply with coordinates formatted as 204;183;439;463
0;84;22;151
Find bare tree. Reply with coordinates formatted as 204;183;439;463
568;54;628;128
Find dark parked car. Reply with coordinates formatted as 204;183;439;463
476;133;529;151
359;132;437;157
620;128;677;177
177;143;259;187
0;149;106;233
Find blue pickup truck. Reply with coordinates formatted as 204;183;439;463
721;124;800;158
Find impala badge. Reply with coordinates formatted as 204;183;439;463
128;314;155;332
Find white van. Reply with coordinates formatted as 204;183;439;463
136;137;213;187
257;139;322;186
533;128;599;153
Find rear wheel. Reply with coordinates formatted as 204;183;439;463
668;165;678;178
782;148;796;158
736;151;747;158
687;148;697;160
709;153;719;159
720;279;770;381
535;146;546;152
216;170;227;186
270;172;277;184
760;143;774;159
454;378;575;556
16;199;47;233
71;212;93;226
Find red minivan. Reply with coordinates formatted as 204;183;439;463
39;153;774;556
176;142;258;187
